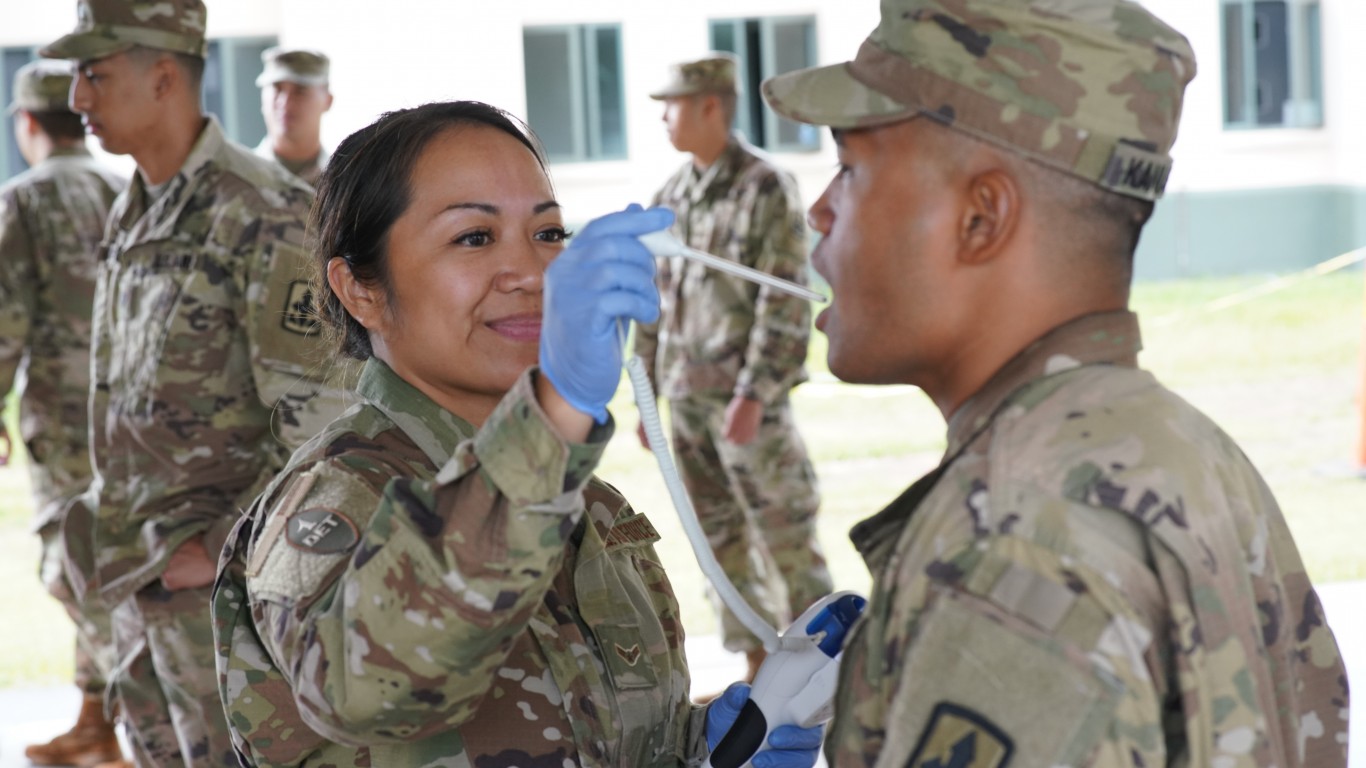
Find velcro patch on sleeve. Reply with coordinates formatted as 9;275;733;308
906;702;1013;768
249;467;380;604
280;280;320;335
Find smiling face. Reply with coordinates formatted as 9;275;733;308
359;124;566;422
70;50;161;156
807;118;970;391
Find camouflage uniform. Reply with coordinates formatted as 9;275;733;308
214;359;709;766
0;64;125;698
253;138;329;188
635;56;830;651
827;312;1349;766
760;1;1351;765
254;47;331;187
43;3;346;761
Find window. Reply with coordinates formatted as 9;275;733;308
0;37;276;183
523;24;627;163
203;36;277;149
1;46;40;182
710;16;820;152
1222;0;1322;128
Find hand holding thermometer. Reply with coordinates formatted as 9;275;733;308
626;226;858;768
707;592;867;768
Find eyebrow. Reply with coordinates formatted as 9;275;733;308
437;200;560;217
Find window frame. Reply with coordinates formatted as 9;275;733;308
522;23;627;164
709;14;820;153
1221;0;1323;130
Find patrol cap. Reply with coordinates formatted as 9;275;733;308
7;60;76;115
762;0;1196;201
255;47;330;88
649;53;739;100
40;0;209;62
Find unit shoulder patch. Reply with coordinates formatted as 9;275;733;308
285;507;359;555
281;279;320;335
906;701;1013;768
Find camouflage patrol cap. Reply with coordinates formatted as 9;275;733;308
649;53;739;100
40;0;208;61
762;0;1196;201
256;47;330;88
7;60;76;115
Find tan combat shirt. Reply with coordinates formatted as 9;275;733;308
0;146;123;524
634;134;812;404
829;311;1349;767
215;359;708;767
80;116;344;607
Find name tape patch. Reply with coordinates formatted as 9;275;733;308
286;507;359;555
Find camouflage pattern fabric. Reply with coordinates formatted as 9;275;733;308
762;0;1197;201
649;54;738;100
41;0;208;60
74;116;347;762
633;134;828;651
214;359;709;767
253;137;328;188
670;396;829;652
110;582;236;766
0;145;124;694
828;311;1349;767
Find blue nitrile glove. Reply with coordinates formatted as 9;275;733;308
540;204;670;423
705;682;824;768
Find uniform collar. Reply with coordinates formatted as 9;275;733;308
684;132;745;204
119;115;225;229
46;145;92;160
945;310;1143;458
355;357;477;468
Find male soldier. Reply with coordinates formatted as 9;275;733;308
761;0;1350;765
41;0;345;764
634;53;831;683
254;47;331;186
0;58;127;768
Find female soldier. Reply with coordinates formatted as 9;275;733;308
212;101;818;767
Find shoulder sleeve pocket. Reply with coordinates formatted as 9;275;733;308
884;588;1123;768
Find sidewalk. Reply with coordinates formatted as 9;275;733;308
2;581;1361;766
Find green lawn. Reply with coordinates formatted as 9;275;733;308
2;269;1363;688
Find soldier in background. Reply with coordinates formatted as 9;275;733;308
255;47;331;186
0;58;127;768
634;53;832;687
41;0;346;763
762;0;1350;765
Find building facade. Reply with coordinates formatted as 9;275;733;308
2;0;1362;279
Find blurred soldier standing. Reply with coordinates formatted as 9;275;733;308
0;58;127;768
763;0;1350;765
41;0;346;764
634;53;831;684
254;47;331;186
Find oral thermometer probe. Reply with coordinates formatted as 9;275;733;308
639;230;827;304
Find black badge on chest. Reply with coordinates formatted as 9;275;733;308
286;507;359;554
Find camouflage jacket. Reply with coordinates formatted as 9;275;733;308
829;311;1349;767
78;116;346;607
0;146;123;526
214;359;708;767
254;137;329;188
634;134;811;404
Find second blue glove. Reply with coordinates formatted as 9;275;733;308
705;682;824;768
539;205;671;422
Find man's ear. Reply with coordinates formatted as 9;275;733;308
326;256;385;333
957;168;1020;265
